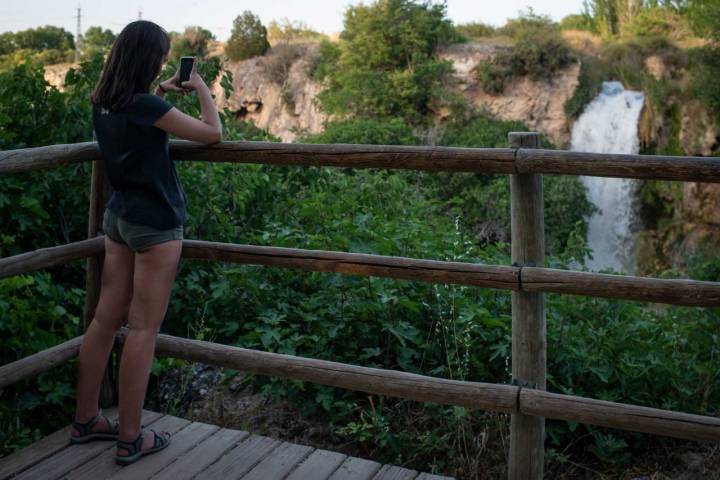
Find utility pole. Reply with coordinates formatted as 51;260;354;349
75;5;81;62
138;9;142;20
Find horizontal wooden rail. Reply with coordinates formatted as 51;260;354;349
181;239;520;290
115;328;518;413
0;336;83;388
114;330;720;442
2;140;720;182
0;237;103;278
3;237;720;306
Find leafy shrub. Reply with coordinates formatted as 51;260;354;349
262;44;302;85
299;117;419;145
689;45;720;115
624;7;693;40
310;39;341;81
267;19;325;45
477;30;575;94
560;13;597;32
169;26;215;59
225;11;271;61
455;22;496;40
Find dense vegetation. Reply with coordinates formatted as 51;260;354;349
2;0;720;477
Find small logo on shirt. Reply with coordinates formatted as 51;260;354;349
101;107;110;115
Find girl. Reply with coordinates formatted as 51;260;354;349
69;19;222;465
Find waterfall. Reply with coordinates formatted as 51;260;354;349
570;81;645;273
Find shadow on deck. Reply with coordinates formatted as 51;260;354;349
0;407;455;480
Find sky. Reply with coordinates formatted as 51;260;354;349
0;0;586;42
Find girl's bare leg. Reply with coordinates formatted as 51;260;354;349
116;239;182;454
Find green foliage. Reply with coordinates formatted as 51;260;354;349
267;19;325;45
310;39;341;81
427;114;597;256
0;272;85;456
225;11;271;61
170;26;215;59
624;7;693;39
688;45;720;114
80;26;115;60
560;13;598;32
299;117;419;145
476;20;575;94
455;22;496;40
687;0;720;40
0;25;75;68
314;0;461;125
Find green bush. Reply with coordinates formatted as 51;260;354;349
689;45;720;115
225;11;271;61
455;22;496;40
624;7;693;40
560;13;597;32
477;30;575;94
299;117;419;145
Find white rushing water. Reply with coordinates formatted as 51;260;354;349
570;81;645;272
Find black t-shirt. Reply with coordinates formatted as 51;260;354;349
91;93;187;229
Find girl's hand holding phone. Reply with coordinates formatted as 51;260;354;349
159;67;191;96
180;58;206;92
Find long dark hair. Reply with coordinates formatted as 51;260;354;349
91;20;170;112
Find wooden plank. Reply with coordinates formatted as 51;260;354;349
0;237;103;279
521;389;720;442
194;435;281;480
181;240;520;291
10;410;162;480
0;142;98;173
373;464;418;479
116;329;519;414
107;420;212;480
516;147;720;182
328;457;382;480
521;267;720;306
149;428;249;480
415;474;454;480
240;441;313;480
0;336;83;389
83;158;115;407
285;449;347;480
63;412;189;480
0;407;118;480
509;132;546;480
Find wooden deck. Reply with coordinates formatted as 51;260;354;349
0;407;455;480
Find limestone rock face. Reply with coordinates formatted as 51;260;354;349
211;43;328;142
438;42;581;148
680;100;718;156
43;63;76;91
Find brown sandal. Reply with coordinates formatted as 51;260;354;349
115;429;171;465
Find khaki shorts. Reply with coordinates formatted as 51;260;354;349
101;207;183;253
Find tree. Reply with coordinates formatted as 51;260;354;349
225;11;271;61
80;26;115;59
170;26;215;58
267;19;324;45
12;25;74;51
687;0;720;40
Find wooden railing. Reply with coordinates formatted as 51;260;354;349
1;134;719;480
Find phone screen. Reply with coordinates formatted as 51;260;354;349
179;57;194;83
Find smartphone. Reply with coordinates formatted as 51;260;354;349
179;56;194;83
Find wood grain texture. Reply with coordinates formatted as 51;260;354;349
114;329;519;414
194;435;281;480
240;442;314;480
0;407;117;480
521;389;720;442
0;142;98;173
509;132;546;480
0;237;103;278
0;336;82;389
328;457;382;480
10;410;162;480
4;140;720;182
521;267;720;306
149;428;249;480
517;148;720;182
373;464;419;479
285;449;348;480
181;240;520;291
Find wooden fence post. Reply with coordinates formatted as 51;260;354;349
508;132;546;479
82;158;115;407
